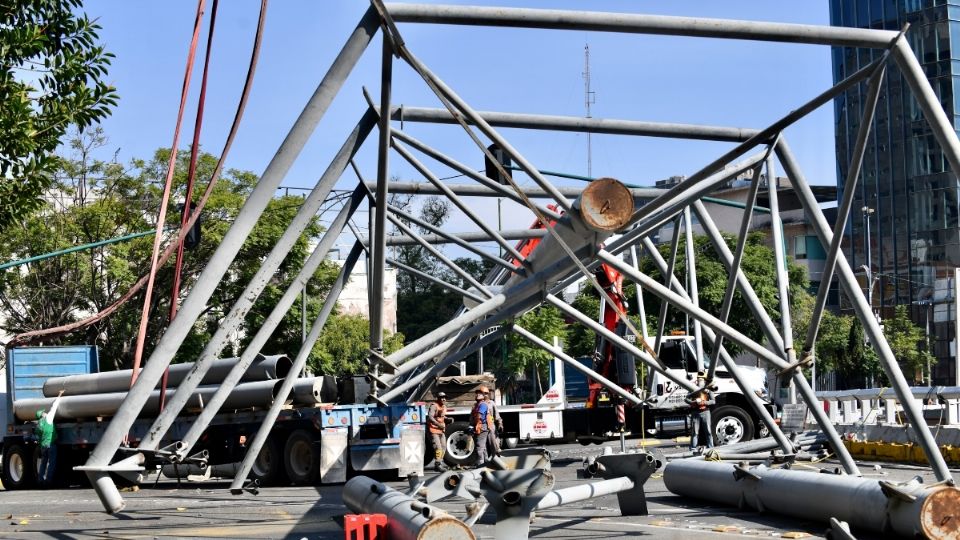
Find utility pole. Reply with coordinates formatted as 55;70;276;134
583;44;595;178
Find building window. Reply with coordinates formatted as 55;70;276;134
794;236;808;260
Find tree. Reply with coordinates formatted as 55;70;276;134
0;134;336;370
883;305;934;383
309;313;404;376
506;305;568;401
0;0;118;231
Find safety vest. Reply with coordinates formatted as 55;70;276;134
471;401;494;434
428;402;446;435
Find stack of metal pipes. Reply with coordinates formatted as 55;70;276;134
13;354;333;421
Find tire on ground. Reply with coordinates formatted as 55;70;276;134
712;405;754;445
250;434;287;486
2;442;37;490
443;421;477;467
283;429;319;485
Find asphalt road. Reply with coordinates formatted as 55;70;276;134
0;439;946;539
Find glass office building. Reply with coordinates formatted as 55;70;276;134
830;0;960;384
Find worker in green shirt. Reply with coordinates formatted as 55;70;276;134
36;390;64;487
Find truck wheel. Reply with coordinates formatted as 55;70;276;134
712;405;754;445
2;442;36;490
250;435;285;486
443;422;477;467
284;430;319;485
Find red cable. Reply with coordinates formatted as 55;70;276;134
7;0;269;350
160;0;220;411
129;0;207;388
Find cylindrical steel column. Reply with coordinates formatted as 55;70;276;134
535;476;635;510
664;460;959;538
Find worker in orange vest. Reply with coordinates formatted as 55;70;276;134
685;372;716;453
470;387;495;467
427;392;451;472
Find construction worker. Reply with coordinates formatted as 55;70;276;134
427;392;451;471
483;387;503;457
471;387;494;467
36;390;65;486
685;372;715;453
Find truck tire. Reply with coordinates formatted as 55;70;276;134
443;422;477;467
2;442;37;490
284;429;319;485
250;435;285;486
712;405;754;445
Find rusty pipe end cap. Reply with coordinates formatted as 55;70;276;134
578;177;634;232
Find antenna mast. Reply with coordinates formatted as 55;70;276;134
583;44;595;178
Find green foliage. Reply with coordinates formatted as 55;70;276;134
883;305;934;383
0;0;118;231
0;133;333;370
309;313;404;376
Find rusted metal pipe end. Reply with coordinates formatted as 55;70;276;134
920;486;960;539
419;516;477;540
577;177;634;232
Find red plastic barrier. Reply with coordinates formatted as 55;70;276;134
344;514;388;540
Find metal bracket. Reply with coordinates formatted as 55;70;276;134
480;468;555;540
732;463;762;482
593;451;661;516
827;517;858;540
777;352;815;376
878;480;918;503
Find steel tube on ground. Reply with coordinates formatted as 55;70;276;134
536;476;635;510
42;355;290;397
663;460;960;538
386;3;900;48
17;380;280;421
343;476;475;540
82;7;381;514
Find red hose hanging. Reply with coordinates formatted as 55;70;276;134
129;0;207;388
160;0;220;410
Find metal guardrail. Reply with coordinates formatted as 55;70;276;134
815;386;960;426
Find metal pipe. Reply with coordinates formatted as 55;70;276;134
386;3;900;48
385;106;757;142
370;38;393;367
765;153;795;381
369;180;663;200
392;140;529;262
682;207;703;372
706;170;762;382
512;324;643;406
388;257;484;304
172;186;366;457
230;242;364;491
343;476;475;540
17;380;281;421
778;141;954;482
141;117;376;451
389;130;563;220
803;64;885;356
546;294;693;390
655;216;682;356
400;48;575;213
663;460;959;538
383;202;523;273
81;7;380;514
638;236;795;455
536;476;635;510
42;355;290;397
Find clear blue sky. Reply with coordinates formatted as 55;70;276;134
85;1;836;251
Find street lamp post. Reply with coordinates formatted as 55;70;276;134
862;206;875;312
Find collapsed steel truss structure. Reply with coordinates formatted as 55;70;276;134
80;2;957;532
